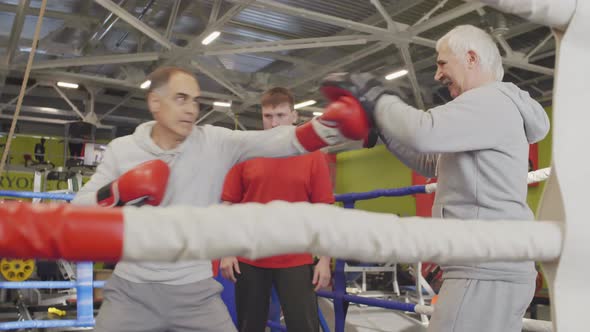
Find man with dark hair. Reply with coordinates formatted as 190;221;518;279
221;87;333;332
73;67;370;332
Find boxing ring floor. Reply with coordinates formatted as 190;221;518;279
37;302;426;332
27;302;459;332
253;298;551;332
36;302;551;332
317;298;551;332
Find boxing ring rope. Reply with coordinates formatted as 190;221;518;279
0;264;103;330
478;2;588;332
0;191;75;201
336;167;550;205
208;168;547;332
0;166;550;208
0;167;549;204
0;1;583;332
0;189;103;330
238;166;552;332
308;167;553;332
0;167;553;331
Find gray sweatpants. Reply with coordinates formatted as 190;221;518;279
428;279;535;332
94;275;237;332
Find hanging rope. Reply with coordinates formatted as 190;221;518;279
0;0;47;176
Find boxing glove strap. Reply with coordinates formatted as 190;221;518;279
311;118;347;146
97;182;121;207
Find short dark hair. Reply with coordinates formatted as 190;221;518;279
146;66;197;94
260;87;294;111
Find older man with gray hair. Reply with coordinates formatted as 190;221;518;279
321;24;550;332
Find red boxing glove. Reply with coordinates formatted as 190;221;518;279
97;159;170;207
320;72;392;127
295;96;370;152
320;72;397;148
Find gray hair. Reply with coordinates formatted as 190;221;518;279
436;25;504;81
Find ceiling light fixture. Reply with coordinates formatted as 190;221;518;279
56;81;79;89
294;100;317;109
385;69;409;80
202;31;221;45
140;80;151;89
213;101;232;107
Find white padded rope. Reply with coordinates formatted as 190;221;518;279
121;202;562;264
522;318;554;332
424;167;550;194
528;167;551;184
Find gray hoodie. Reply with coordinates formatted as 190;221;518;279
375;81;550;282
73;121;303;285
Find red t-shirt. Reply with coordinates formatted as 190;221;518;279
221;151;335;268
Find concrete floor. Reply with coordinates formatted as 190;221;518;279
317;297;427;332
31;293;554;332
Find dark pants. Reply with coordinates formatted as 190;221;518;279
235;262;319;332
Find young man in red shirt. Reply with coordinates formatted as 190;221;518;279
220;87;334;332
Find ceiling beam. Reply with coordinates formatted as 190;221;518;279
0;84;145;108
0;79;321;113
199;109;261;129
256;52;318;67
97;93;134;121
203;35;372;56
27;70;242;101
406;2;484;36
93;0;174;50
0;0;555;117
525;33;554;59
189;61;248;100
189;1;254;48
504;22;543;39
226;0;475;46
370;0;398;31
4;0;31;65
502;56;554;76
28;52;160;70
284;42;392;89
160;1;256;66
3;103;146;125
0;105;116;129
399;45;425;109
164;0;182;40
208;0;223;26
0;3;97;27
277;0;424;86
237;0;390;36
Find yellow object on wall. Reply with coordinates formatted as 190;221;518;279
0;258;35;281
335;145;415;216
48;307;67;317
